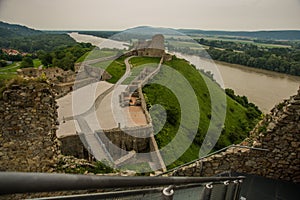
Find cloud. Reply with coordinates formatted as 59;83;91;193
0;0;299;30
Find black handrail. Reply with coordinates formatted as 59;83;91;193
0;172;244;195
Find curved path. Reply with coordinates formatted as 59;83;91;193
61;56;133;163
58;55;166;171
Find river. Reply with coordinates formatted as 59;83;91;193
69;33;300;113
175;53;300;113
68;32;129;50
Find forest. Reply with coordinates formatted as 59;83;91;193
0;21;93;71
168;38;300;76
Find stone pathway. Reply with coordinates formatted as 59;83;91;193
57;55;166;171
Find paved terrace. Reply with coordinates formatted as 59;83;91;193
56;56;165;171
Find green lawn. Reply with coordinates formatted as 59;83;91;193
0;62;21;81
105;56;127;84
0;59;42;82
33;59;42;68
129;56;160;68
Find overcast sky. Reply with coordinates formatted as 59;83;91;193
0;0;299;31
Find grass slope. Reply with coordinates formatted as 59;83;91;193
142;56;261;168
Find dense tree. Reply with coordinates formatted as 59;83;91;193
0;34;77;53
170;38;300;76
37;43;93;71
0;60;7;68
20;56;33;68
37;50;52;67
206;46;300;76
225;88;261;120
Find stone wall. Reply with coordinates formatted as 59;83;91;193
0;79;60;172
59;135;90;160
168;87;300;183
17;67;75;83
138;87;152;124
96;128;151;160
0;78;102;176
17;65;112;99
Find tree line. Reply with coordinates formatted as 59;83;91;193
35;43;93;70
0;34;77;53
197;39;300;76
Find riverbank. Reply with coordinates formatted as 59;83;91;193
213;60;300;82
175;53;300;113
69;33;300;114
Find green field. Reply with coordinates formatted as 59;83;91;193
33;59;42;68
129;56;160;67
0;59;43;83
0;62;20;81
105;56;127;84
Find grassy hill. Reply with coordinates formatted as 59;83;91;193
0;21;76;53
142;56;261;168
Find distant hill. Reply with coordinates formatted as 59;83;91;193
178;29;300;40
71;26;300;41
0;21;42;38
0;21;76;53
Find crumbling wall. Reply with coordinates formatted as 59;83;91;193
59;135;90;160
0;80;60;172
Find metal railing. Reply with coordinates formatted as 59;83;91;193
0;172;244;200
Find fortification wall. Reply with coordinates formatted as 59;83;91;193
169;88;300;183
59;135;90;160
0;80;61;172
95;128;151;160
0;79;103;176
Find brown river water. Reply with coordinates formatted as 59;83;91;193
176;53;300;113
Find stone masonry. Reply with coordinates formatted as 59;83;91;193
0;79;60;172
169;87;300;183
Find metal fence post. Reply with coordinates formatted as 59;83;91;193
201;182;213;200
220;180;229;200
233;179;243;200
